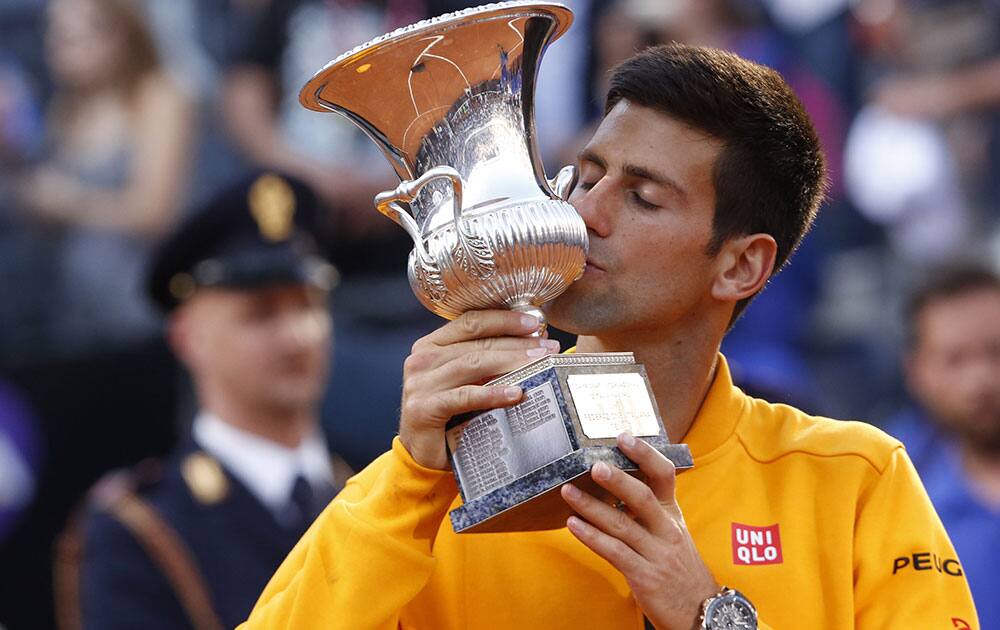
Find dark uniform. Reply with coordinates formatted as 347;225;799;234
76;441;348;630
55;172;349;629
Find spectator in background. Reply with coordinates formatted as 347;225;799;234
887;265;1000;627
59;173;351;629
870;8;1000;262
221;0;402;237
876;55;1000;120
845;0;1000;265
12;0;194;358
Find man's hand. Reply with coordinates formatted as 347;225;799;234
560;433;718;630
399;310;560;470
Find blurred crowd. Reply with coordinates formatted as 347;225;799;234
0;0;998;628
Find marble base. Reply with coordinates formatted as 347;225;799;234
449;439;693;533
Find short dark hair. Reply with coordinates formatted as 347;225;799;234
905;265;1000;347
606;44;827;321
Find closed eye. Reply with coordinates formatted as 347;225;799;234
629;191;658;210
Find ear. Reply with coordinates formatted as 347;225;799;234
710;233;777;303
165;303;200;369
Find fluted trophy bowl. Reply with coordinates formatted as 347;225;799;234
300;1;587;323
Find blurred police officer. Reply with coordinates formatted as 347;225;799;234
61;172;349;630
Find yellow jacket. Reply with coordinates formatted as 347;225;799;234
242;356;978;629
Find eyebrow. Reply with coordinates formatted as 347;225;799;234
578;149;688;201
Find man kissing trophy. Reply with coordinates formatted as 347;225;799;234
299;1;691;533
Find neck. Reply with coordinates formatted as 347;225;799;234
575;317;725;443
959;443;1000;510
198;388;316;449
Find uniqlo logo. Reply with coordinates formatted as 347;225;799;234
732;522;783;565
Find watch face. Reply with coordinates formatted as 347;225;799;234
705;596;757;629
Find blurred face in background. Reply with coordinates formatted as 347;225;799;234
45;0;157;91
46;0;125;89
908;288;1000;451
172;285;332;418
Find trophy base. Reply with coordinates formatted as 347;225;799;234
449;439;692;533
445;353;693;534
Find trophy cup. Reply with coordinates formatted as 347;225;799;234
301;1;691;533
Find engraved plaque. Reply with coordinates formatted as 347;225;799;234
447;380;573;501
568;373;660;439
446;353;692;533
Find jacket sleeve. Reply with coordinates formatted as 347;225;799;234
80;510;190;630
240;437;458;629
853;446;979;629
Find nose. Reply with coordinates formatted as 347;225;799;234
276;308;330;350
569;180;613;238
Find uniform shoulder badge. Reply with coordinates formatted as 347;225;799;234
248;173;296;242
181;452;229;505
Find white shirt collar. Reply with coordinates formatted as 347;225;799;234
191;412;334;515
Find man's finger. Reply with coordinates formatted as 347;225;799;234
422;384;524;421
427;310;543;346
565;515;647;578
419;336;560;373
560;482;660;559
426;348;556;392
584;459;675;538
616;433;678;508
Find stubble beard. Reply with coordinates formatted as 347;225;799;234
546;278;627;337
964;416;1000;456
940;407;1000;456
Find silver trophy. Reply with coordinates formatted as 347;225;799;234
300;1;585;326
301;1;691;533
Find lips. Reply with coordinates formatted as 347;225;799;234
585;258;606;272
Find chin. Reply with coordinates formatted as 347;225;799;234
263;384;322;412
548;292;624;336
262;399;316;418
542;298;576;334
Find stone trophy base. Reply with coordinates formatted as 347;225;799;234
445;353;693;534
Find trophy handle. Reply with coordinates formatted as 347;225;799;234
547;164;579;201
375;166;464;267
375;166;495;279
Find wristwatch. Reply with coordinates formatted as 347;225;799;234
697;587;757;629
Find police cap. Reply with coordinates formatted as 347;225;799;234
147;172;338;313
